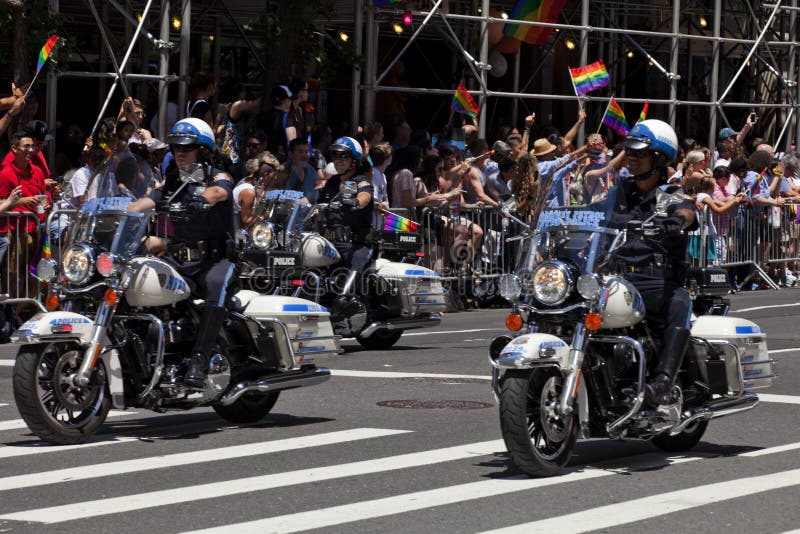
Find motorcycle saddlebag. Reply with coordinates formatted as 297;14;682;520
686;266;730;297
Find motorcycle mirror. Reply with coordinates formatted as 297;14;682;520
179;163;205;184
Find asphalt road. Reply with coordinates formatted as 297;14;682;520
0;289;798;533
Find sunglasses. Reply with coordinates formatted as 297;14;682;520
246;142;263;149
331;153;351;160
17;144;35;151
172;145;199;153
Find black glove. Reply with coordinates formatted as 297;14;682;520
340;196;359;212
186;197;211;215
661;214;685;237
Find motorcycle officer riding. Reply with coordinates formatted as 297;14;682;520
128;117;236;388
317;136;374;322
615;119;697;407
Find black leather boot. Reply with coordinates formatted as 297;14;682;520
645;326;690;406
330;296;359;323
184;305;226;388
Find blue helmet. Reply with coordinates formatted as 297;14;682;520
623;119;678;162
329;136;363;162
168;118;215;151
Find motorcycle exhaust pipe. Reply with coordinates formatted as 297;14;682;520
669;392;759;435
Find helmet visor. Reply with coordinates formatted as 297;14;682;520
167;132;199;146
622;135;651;152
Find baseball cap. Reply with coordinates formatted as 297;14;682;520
22;120;49;142
271;85;293;104
145;138;169;152
718;127;737;139
713;158;730;170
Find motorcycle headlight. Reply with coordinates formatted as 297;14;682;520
62;245;94;284
498;274;522;302
577;274;602;300
36;258;59;283
531;261;572;306
252;223;275;249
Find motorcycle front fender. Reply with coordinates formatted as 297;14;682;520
489;333;571;370
13;311;126;409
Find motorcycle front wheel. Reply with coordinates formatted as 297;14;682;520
213;391;280;424
13;342;111;445
499;369;577;477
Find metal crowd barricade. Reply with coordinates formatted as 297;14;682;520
0;211;48;311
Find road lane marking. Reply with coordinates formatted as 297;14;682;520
0;404;7;407
757;394;800;405
0;436;142;459
0;410;136;432
331;370;491;380
480;468;800;533
732;303;800;313
768;348;800;354
0;428;411;492
0;439;506;523
0;360;12;366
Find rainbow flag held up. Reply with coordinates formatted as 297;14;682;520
36;35;60;76
569;60;610;96
602;97;629;135
637;101;649;124
383;211;419;233
503;0;567;46
451;83;480;117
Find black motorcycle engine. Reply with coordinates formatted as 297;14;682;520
610;342;637;380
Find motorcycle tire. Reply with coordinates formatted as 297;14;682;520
213;391;280;424
356;330;403;350
499;369;577;477
13;342;111;445
651;420;709;452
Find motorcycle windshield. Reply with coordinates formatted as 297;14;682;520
89;151;155;200
517;187;621;275
255;189;311;235
67;197;151;258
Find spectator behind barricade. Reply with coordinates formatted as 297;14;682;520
720;112;756;155
510;153;539;221
498;158;518;196
745;150;784;280
117;97;150;140
0;132;48;297
369;142;392;229
287;77;310;141
462;139;499;209
233;157;264;237
411;129;437;158
186;72;216;130
310;124;333;181
389;118;412;152
286;137;319;204
0;185;22;267
0;91;26;141
391;145;444;213
778;152;800;284
533;137;586;208
711;165;741;266
243;130;267;161
218;85;262;179
144;138;168;187
679;150;711;195
691;174;744;265
256;85;293;163
363;121;384;149
54;123;85;177
779;152;800;198
550;109;586;157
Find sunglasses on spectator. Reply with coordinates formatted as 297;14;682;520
172;145;199;153
17;144;35;151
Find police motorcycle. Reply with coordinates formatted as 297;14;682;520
11;166;339;445
489;188;775;477
241;184;446;350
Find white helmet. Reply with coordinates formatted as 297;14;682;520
623;119;679;162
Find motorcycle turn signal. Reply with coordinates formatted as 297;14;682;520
506;312;523;332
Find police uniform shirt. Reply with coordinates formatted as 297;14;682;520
612;181;696;281
319;173;374;239
148;162;234;244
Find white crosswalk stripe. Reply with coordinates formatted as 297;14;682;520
479;467;800;533
0;410;137;432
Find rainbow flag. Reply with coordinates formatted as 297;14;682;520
383;212;419;233
36;35;59;76
451;83;480;117
569;60;610;96
637;101;648;124
503;0;567;46
602;97;629;135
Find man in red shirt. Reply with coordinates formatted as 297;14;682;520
0;132;48;233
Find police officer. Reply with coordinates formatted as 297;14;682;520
615;119;697;406
317;136;374;321
128;118;236;388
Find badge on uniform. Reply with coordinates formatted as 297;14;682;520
357;181;371;189
194;186;206;195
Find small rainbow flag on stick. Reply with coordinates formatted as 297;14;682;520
569;60;610;96
637;100;649;124
451;83;480;117
36;35;60;76
503;0;567;46
602;97;630;135
383;211;419;233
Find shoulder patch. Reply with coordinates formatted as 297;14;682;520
213;173;231;182
357;180;371;188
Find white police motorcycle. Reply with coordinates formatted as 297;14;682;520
490;189;775;476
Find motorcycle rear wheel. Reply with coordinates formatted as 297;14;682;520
356;330;403;350
651;420;709;452
13;342;111;445
499;369;577;477
213;391;280;424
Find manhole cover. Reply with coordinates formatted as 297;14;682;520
400;377;490;385
377;400;494;410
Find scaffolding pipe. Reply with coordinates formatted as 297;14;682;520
376;0;444;85
708;0;721;150
364;0;377;122
47;0;58;168
178;0;191;117
108;0;160;45
578;0;589;146
85;0;130;100
88;0;155;140
669;0;680;127
351;0;364;134
157;0;170;140
479;0;489;138
717;1;784;104
59;72;179;81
